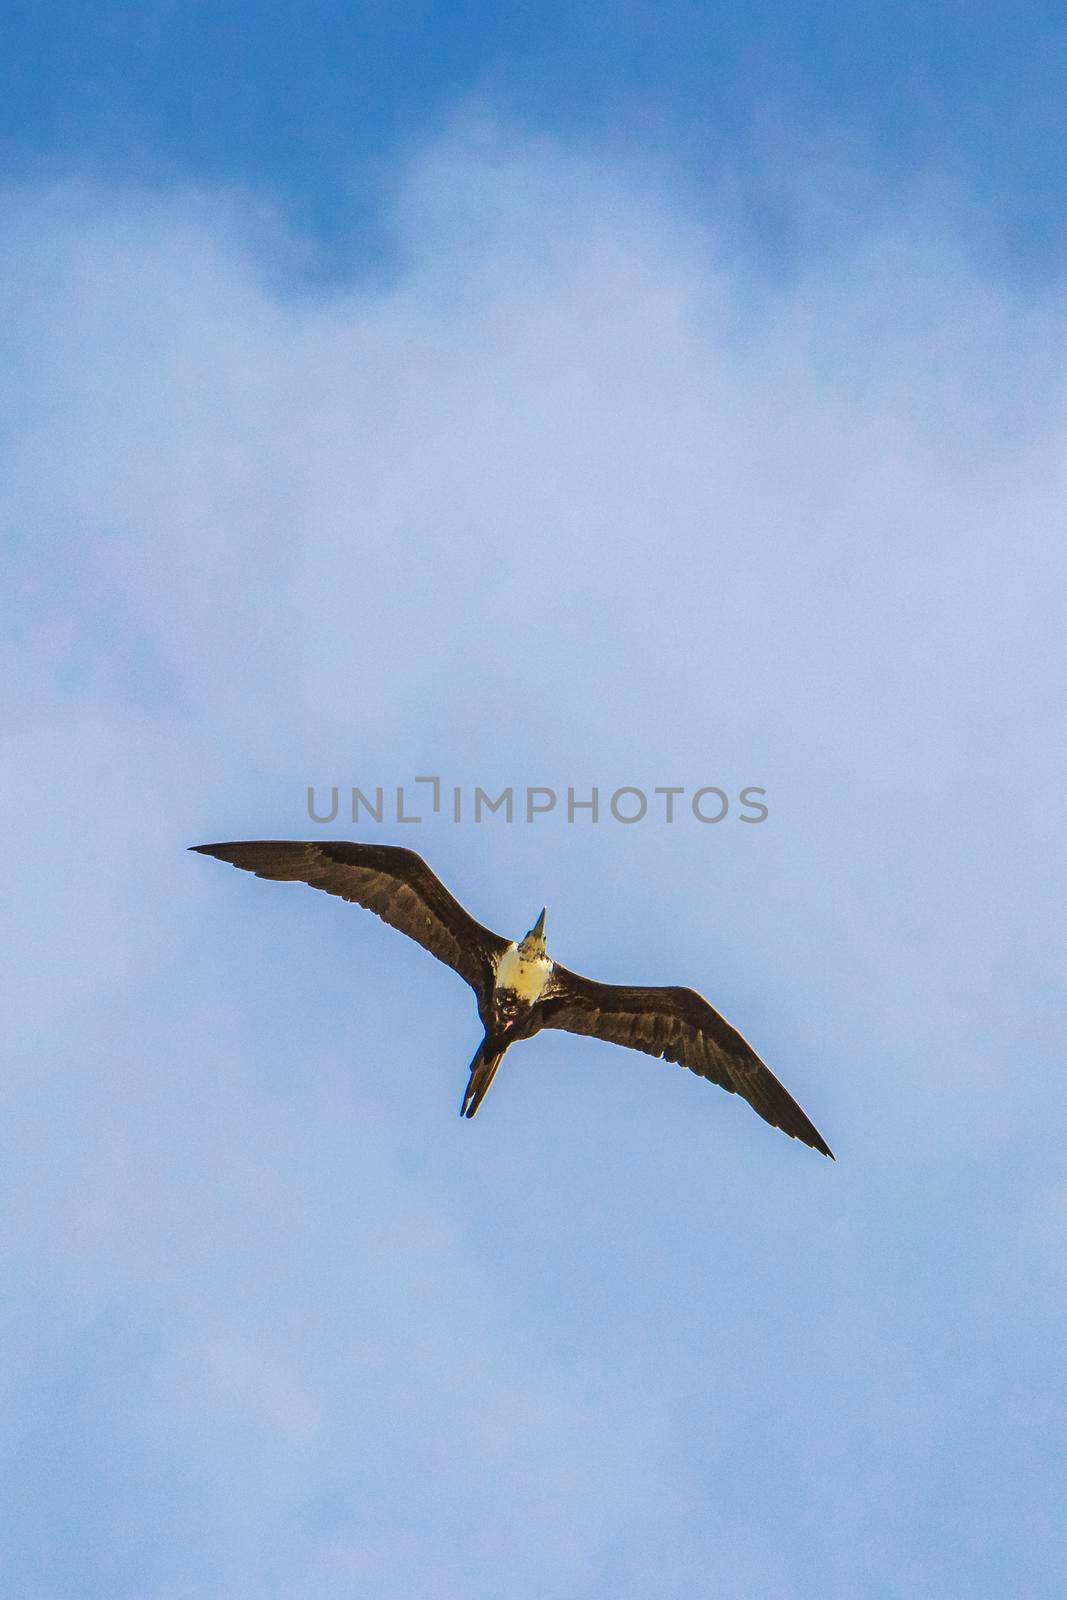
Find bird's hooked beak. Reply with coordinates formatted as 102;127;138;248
527;907;547;946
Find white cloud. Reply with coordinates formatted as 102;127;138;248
2;126;1065;1598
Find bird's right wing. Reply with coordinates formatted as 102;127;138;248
191;841;509;1008
541;965;833;1157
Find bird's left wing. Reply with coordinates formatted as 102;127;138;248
541;965;834;1157
191;841;509;1008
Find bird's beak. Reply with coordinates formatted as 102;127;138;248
530;907;547;942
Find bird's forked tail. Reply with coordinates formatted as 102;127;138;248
460;1040;506;1119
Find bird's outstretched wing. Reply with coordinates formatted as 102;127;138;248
191;841;508;1008
541;966;833;1157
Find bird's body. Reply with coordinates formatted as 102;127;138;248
493;940;554;1007
191;840;834;1157
463;916;555;1118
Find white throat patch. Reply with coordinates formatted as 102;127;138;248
494;942;553;1003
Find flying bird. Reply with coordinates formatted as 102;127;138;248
191;840;833;1157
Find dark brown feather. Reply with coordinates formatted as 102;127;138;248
541;966;834;1157
190;841;508;1008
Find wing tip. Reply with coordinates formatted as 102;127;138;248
189;842;245;862
801;1130;835;1160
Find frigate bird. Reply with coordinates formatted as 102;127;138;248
191;840;833;1157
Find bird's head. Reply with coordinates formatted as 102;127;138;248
518;907;547;957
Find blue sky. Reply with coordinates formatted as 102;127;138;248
2;6;1066;1599
4;2;1067;272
